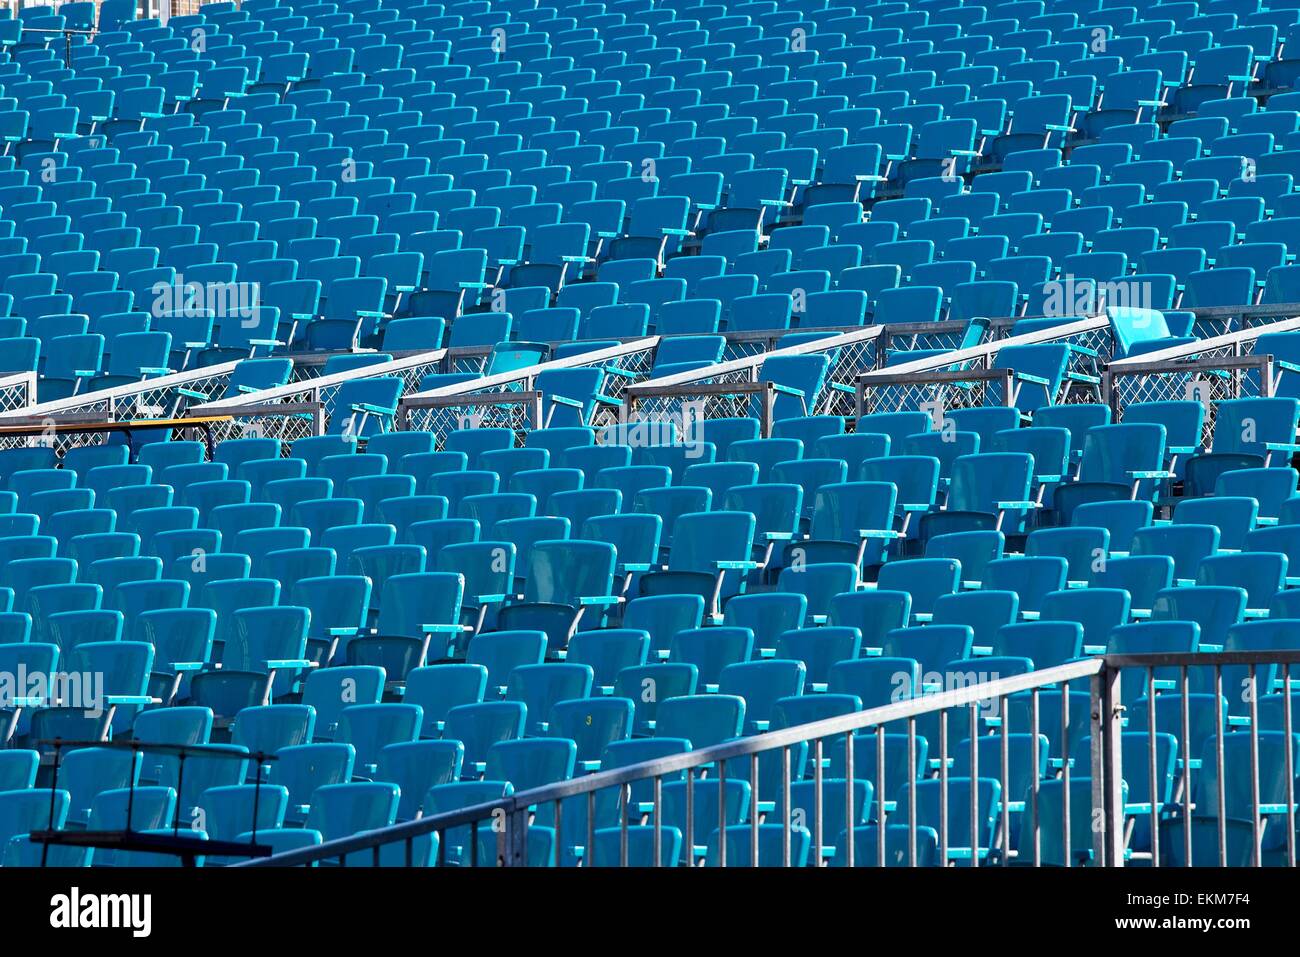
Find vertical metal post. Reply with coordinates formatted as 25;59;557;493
999;697;1011;866
1284;667;1296;869
1030;689;1041;866
1247;666;1262;869
619;784;629;867
907;716;918;867
1061;688;1072;867
504;807;528;867
554;800;563;868
938;710;949;866
652;776;662;868
781;747;792;868
874;726;884;867
843;732;855;867
812;738;823;865
1090;663;1125;867
586;791;595;867
1147;669;1159;867
1215;665;1228;867
717;758;727;867
1180;667;1193;866
969;703;980;868
685;768;695;867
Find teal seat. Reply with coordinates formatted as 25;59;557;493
704;823;813;867
304;782;403;865
270;743;356;824
349;572;465;680
337;704;422;778
497;539;618;654
377;740;464;820
504;663;595;735
637;511;757;617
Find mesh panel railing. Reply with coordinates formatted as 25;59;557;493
189;349;450;444
233;652;1300;868
855;315;1114;415
398;338;661;443
0;346;479;451
1186;303;1300;341
1103;316;1300;449
0;372;36;417
0;363;242;451
624;326;887;436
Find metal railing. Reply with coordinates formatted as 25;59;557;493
239;651;1300;868
0;372;36;422
1103;317;1300;449
854;315;1114;415
188;348;451;443
1103;651;1300;868
0;319;965;449
622;326;887;437
398;338;661;442
1177;302;1300;341
237;658;1101;868
0;362;244;443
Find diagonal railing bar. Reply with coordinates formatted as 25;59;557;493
855;314;1113;414
0;361;244;426
238;657;1103;867
398;337;662;439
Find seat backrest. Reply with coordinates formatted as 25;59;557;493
756;353;831;422
1078;422;1168;484
1108;305;1172;357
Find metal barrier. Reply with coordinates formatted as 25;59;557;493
1102;651;1299;869
0;372;36;420
0;364;245;453
1179;302;1300;341
398;338;661;442
0;339;505;446
1103;317;1300;448
188;348;451;443
854;315;1114;415
623;326;885;437
238;651;1300;868
0;320;963;449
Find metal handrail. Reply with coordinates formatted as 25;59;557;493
399;337;659;404
241;650;1300;868
856;313;1111;383
238;657;1103;867
0;361;243;423
627;325;882;394
1106;315;1300;367
189;348;449;411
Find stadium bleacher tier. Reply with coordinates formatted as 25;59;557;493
1;0;1300;868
